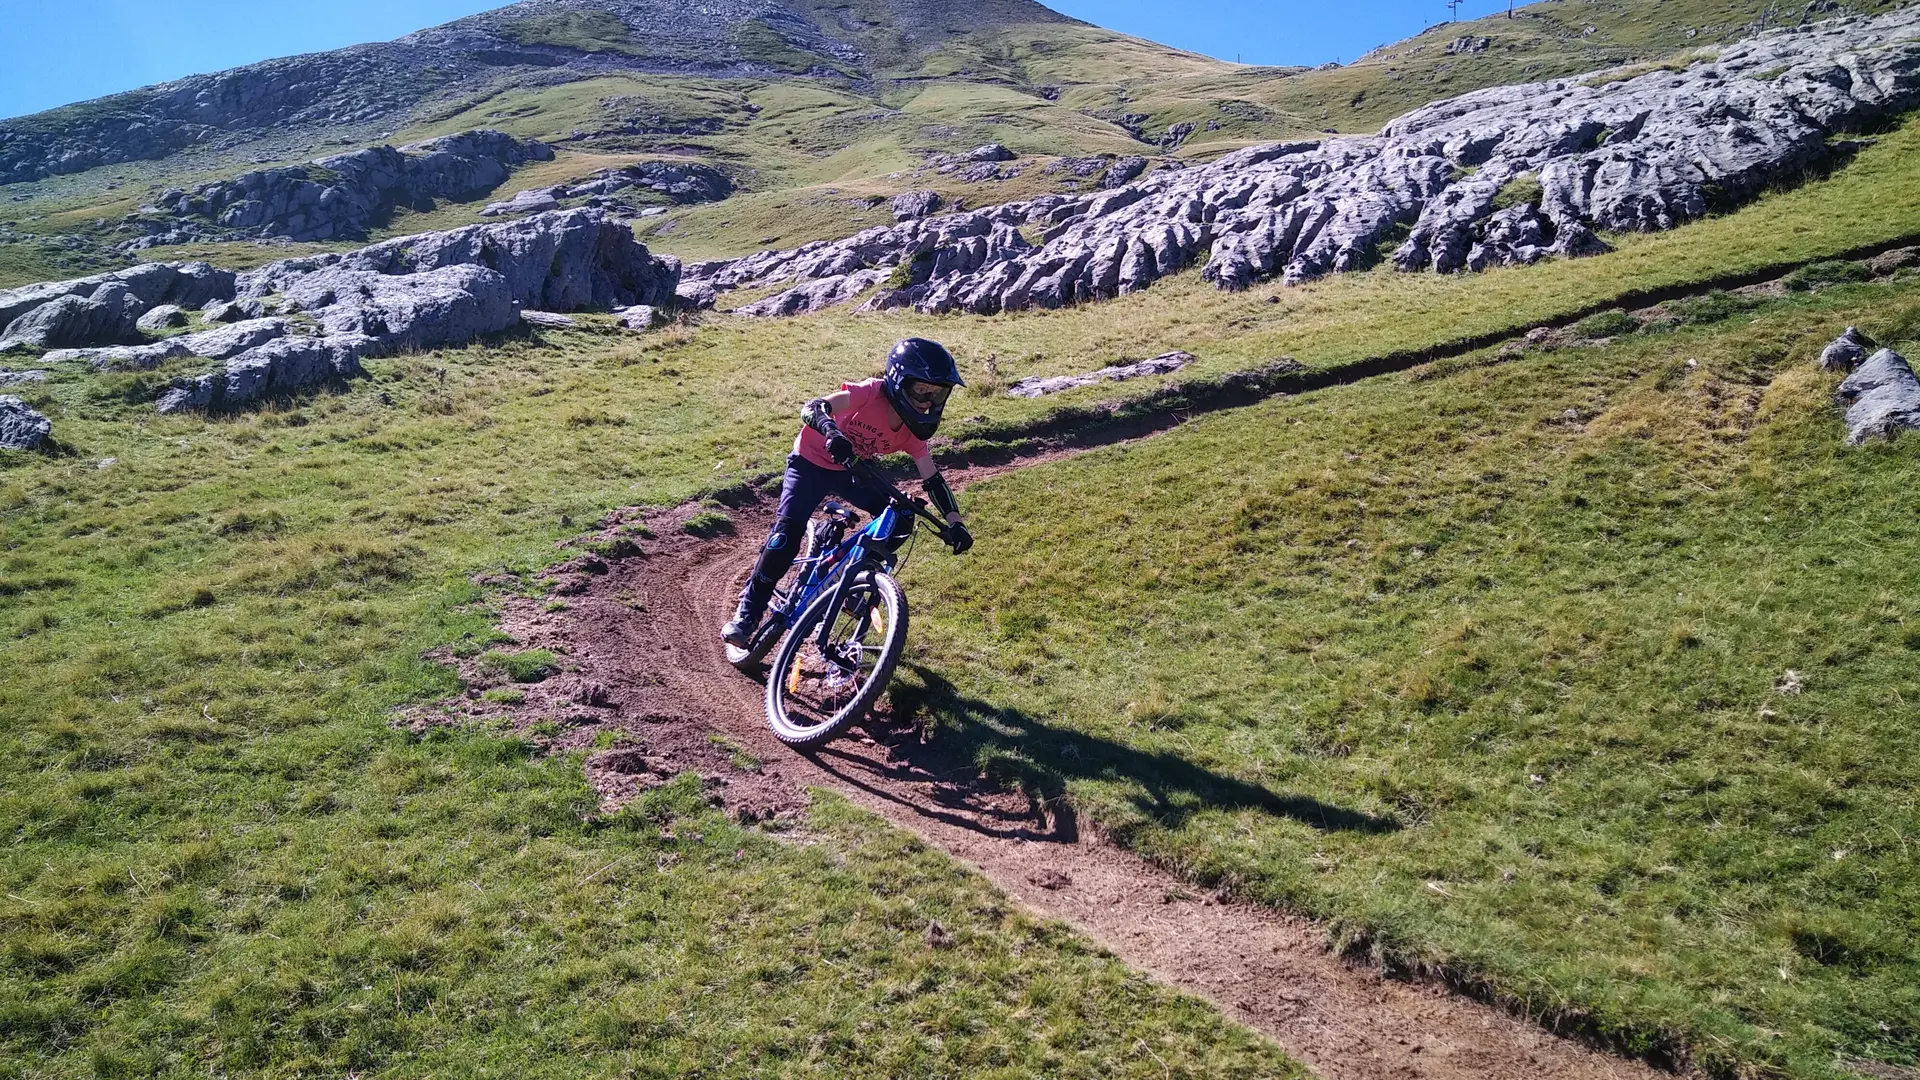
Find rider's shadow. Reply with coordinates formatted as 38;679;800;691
807;663;1398;844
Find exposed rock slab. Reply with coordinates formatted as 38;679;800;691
45;319;291;370
0;262;235;344
733;269;887;317
1006;351;1198;397
136;304;189;333
242;207;679;314
677;9;1920;317
0;395;51;450
156;335;371;415
891;190;942;221
483;160;732;219
1836;347;1920;443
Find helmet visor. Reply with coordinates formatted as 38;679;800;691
902;378;952;412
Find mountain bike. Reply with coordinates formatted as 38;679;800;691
722;463;957;748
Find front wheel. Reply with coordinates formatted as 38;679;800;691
764;571;908;748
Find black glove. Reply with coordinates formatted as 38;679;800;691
944;521;973;555
826;433;856;467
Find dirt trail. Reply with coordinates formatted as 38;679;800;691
418;452;1670;1080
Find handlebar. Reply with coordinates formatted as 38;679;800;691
850;461;954;536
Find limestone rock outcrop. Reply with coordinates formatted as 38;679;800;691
240;207;680;314
47;319;293;370
1006;351;1198;397
677;9;1920;317
483;160;732;218
891;191;943;221
1;207;679;414
1819;326;1873;370
135;130;554;246
0;262;235;348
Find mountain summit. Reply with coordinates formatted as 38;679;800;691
0;0;1086;184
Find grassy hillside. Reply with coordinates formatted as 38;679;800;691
904;282;1920;1078
14;0;1913;278
6;91;1920;1080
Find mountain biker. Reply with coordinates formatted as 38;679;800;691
721;337;974;648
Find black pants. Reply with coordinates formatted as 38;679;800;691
739;455;899;607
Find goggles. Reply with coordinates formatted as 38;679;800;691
902;378;952;410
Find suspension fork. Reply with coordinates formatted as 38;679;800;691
813;550;877;656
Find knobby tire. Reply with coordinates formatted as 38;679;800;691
764;571;908;748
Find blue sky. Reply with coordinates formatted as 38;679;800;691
0;0;1520;120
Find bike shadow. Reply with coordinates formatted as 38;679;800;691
803;663;1397;845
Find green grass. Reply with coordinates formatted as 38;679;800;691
682;509;736;538
1571;308;1641;338
8;60;1920;1080
478;649;560;683
0;365;1305;1077
1490;173;1543;212
896;277;1920;1078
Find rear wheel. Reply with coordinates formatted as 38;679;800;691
724;610;786;669
725;517;837;669
764;571;908;748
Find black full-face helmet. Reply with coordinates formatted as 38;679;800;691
882;337;964;440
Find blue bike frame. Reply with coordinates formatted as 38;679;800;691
771;498;905;642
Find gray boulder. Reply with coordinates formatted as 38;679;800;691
279;265;519;352
1819;325;1872;371
1102;156;1150;189
969;144;1016;162
618;304;664;331
245;208;679;314
136;304;189;333
1835;348;1920;444
484;187;563;217
891;191;942;221
675;281;718;311
201;299;269;323
0;395;51;450
521;310;577;328
0;370;47;387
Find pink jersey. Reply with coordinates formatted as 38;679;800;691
794;378;928;470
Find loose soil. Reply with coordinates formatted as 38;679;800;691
413;448;1670;1080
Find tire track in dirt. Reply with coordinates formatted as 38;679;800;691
422;451;1670;1080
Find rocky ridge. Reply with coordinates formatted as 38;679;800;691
0;0;1080;186
680;9;1920;317
128;130;554;247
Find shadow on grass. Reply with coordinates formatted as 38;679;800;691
805;662;1396;845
